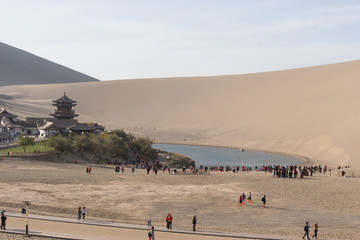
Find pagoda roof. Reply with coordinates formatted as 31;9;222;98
0;108;17;119
53;92;77;104
39;119;78;130
70;122;105;131
1;117;15;127
50;112;79;119
38;121;56;130
26;117;52;125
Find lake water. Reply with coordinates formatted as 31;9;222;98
153;143;303;167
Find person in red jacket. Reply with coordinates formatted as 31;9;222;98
166;213;173;229
238;195;243;206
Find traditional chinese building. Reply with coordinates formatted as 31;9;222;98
0;93;104;138
0;109;38;138
50;93;79;120
37;93;104;137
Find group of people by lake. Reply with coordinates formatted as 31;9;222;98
102;142;351;179
106;160;352;180
268;164;328;179
84;154;354;184
266;164;352;178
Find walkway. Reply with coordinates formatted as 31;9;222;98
3;212;338;240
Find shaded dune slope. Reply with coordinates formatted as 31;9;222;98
0;42;98;86
1;60;360;168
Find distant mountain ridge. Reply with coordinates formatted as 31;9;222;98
0;42;99;86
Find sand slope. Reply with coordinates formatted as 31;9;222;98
1;60;360;167
0;42;98;86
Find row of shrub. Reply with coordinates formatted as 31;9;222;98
17;130;196;167
18;129;157;162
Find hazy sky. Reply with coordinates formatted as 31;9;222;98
1;0;360;80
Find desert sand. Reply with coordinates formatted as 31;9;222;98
1;60;360;169
0;155;359;239
0;233;51;240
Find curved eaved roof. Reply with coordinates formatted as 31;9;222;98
0;108;17;119
53;92;77;103
38;121;55;130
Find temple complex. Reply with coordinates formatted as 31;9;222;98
0;93;104;139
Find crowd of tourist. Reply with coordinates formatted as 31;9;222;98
94;142;353;179
110;157;351;179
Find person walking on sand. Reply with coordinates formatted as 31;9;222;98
241;193;246;205
248;192;252;204
77;207;82;221
238;195;243;206
1;212;7;230
261;195;266;208
312;223;319;239
192;215;197;231
303;221;310;240
82;206;86;221
148;226;155;240
166;213;173;229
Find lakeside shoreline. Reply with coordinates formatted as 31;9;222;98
154;140;310;165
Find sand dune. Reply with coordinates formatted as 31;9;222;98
0;42;98;86
1;60;360;168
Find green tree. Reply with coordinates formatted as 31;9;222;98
67;132;77;141
130;137;157;161
89;134;111;162
110;129;127;140
18;134;35;152
90;133;129;162
108;134;129;160
73;134;92;157
168;153;195;168
41;139;49;150
48;135;73;158
110;129;135;142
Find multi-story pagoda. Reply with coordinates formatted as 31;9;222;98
50;92;79;120
0;93;104;138
36;93;104;137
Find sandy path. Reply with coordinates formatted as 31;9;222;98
4;216;287;240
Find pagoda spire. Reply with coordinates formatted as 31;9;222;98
50;93;79;119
